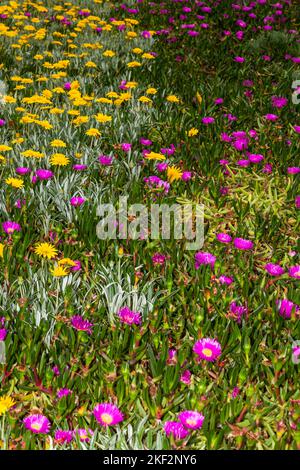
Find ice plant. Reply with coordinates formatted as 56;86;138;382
118;306;141;325
23;414;50;434
93;403;123;426
233;238;254;250
178;411;204;430
164;421;189;440
71;315;93;334
193;338;222;362
195;251;216;269
2;221;21;234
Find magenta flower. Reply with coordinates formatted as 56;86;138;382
93;403;123;426
218;275;234;285
73;164;87;171
296;196;300;209
237;159;250;167
0;329;7;341
193;338;222;362
35;169;54;180
16;167;31;175
202;116;215;125
76;428;94;442
140;138;152;146
182;171;192;181
264;263;285;276
118;306;141;325
233;238;254;250
277;299;299;319
54;430;73;444
156;162;168;172
195;251;216;269
164;421;189;440
230;302;248;323
231;387;240;399
287;167;300;174
121;143;132;152
23;414;50;434
216;233;232;243
180;370;191;385
64;82;71;91
2;221;21;234
71;315;93;334
288;266;300;279
98;155;113;166
0;119;6;126
271;96;288;108
234;56;245;63
249;153;264;163
264;113;278;121
178;411;204;430
70;196;85;206
152;252;166;265
70;260;81;271
57;388;72;399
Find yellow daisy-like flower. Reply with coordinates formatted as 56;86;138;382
146;88;157;95
85;61;97;68
188;128;199;137
51;139;66;147
58;258;76;267
94;113;112;123
0;145;12;152
167;165;183;183
50;265;69;277
21;150;44;158
0;396;15;416
127;61;142;68
166;95;180;103
50;153;70;166
34;242;58;260
5;177;24;188
86;128;101;137
138;96;152;104
103;50;115;57
145;151;166;161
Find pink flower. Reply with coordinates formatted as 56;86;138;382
71;315;93;334
233;238;254;250
288;266;300;279
195;251;216;269
202;116;215;124
180;370;191;385
218;275;234;285
216;233;232;243
93;403;123;426
57;388;72;399
264;263;285;276
264;114;278;121
23;414;50;434
98;155;113;166
181;171;192;181
70;196;85;206
54;430;73;444
193;338;222;362
2;221;21;234
118;306;141;325
152;252;166;265
164;421;189;440
178;411;204;430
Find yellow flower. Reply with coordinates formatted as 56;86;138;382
127;61;141;68
0;396;15;416
166;95;180;103
167;166;183;183
138;96;152;104
94;113;112;123
142;53;155;60
85;61;97;68
86;128;101;137
188;128;199;137
72;116;89;126
34;242;58;260
50;265;69;277
51;139;66;148
132;48;143;54
103;50;115;57
5;177;24;188
58;258;76;267
196;92;202;105
21;150;44;158
0;145;12;152
0;243;4;258
50;153;70;166
146;88;157;95
145;151;166;161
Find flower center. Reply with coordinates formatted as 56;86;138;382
101;413;113;424
31;422;42;431
202;348;213;357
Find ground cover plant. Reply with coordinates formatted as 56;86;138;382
0;0;299;451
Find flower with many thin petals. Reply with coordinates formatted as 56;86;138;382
23;414;50;434
193;338;221;362
178;411;204;430
93;403;123;426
